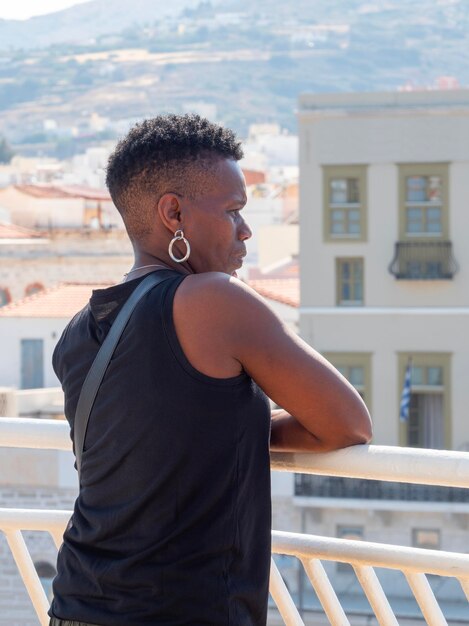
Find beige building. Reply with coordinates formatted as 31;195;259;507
0;184;123;230
298;89;469;450
269;90;469;618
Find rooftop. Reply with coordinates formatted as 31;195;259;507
0;275;300;318
0;221;44;240
13;184;111;202
248;278;299;308
0;283;109;318
299;88;469;113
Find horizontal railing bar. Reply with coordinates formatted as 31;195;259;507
6;509;469;579
2;506;469;624
0;417;70;450
0;508;71;531
1;418;469;488
272;531;469;578
272;445;469;488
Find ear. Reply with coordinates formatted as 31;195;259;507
157;193;183;233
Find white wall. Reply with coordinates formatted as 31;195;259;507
258;224;299;269
0;318;66;389
299;92;469;308
244;195;283;267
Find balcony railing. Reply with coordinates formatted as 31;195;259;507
295;475;469;503
388;241;459;280
1;417;469;626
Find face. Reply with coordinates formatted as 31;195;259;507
177;158;251;276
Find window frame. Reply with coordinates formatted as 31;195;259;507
323;352;372;413
323;165;368;242
398;353;451;449
336;257;365;306
20;338;45;390
398;163;449;241
412;528;441;551
0;286;11;307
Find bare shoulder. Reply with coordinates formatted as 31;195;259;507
172;271;284;378
175;271;274;325
176;271;260;301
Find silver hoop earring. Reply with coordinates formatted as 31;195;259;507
168;229;191;263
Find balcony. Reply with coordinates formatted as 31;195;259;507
295;475;469;504
1;417;469;626
388;241;459;280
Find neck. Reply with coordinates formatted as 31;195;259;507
124;250;193;282
131;248;195;277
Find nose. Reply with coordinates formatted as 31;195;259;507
238;215;252;241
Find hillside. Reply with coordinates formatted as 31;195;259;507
0;0;203;49
0;0;468;150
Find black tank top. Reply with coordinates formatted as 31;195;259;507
50;270;272;626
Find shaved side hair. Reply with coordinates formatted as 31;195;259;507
106;114;244;241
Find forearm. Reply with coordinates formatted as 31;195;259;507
270;408;372;453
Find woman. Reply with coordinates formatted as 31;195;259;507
49;114;372;626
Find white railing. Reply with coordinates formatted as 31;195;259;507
1;417;469;626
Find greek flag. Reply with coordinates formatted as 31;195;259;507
400;359;412;422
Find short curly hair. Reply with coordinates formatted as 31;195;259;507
106;114;244;241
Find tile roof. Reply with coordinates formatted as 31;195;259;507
14;184;111;201
0;277;299;318
248;278;299;308
0;283;111;318
0;221;44;240
56;185;111;201
248;256;299;279
14;185;69;199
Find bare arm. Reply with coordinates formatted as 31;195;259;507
174;273;373;452
230;280;372;452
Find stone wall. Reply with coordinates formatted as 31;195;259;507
0;230;133;303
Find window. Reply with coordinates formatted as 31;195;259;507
399;164;449;240
323;165;367;241
20;339;44;389
337;525;363;572
323;353;372;411
25;282;45;297
336;258;364;306
412;529;440;550
399;354;451;450
0;286;11;307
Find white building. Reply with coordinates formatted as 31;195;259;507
271;89;469;618
0;283;106;389
0;184;123;230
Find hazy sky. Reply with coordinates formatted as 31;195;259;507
0;0;91;20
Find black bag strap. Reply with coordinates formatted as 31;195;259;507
74;272;170;480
